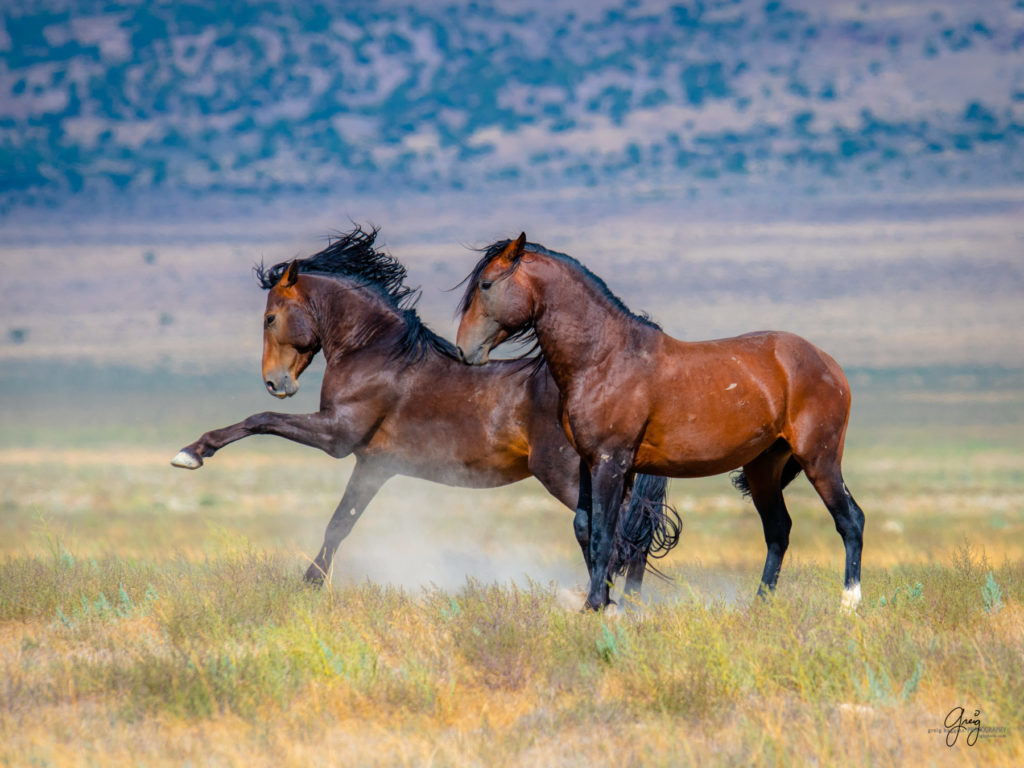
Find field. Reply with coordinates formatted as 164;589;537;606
1;366;1023;767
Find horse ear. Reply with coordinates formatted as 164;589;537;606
512;232;526;261
501;232;526;265
278;260;300;288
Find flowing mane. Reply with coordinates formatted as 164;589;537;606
457;238;661;356
255;225;459;362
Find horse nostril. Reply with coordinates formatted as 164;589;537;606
265;380;276;393
456;346;466;363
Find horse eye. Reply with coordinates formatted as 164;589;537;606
265;314;276;327
480;280;492;291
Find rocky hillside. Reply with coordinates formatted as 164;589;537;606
3;0;1022;217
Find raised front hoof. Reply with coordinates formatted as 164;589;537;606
170;450;203;469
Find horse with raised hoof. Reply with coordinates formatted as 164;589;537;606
171;227;680;595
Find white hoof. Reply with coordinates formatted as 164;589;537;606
170;450;202;469
841;583;862;613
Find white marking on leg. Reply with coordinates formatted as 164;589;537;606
725;382;737;391
841;582;862;612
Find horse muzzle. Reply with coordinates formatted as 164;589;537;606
265;374;299;398
456;344;490;366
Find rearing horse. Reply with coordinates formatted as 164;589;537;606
171;227;680;593
456;234;865;612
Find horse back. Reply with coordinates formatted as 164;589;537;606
658;329;848;409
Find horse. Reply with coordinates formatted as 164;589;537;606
170;226;680;595
455;234;865;612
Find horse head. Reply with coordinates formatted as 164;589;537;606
262;260;320;398
456;232;534;364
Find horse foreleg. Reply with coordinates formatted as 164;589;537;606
304;460;390;587
584;452;629;611
573;458;593;573
741;445;795;599
171;411;352;468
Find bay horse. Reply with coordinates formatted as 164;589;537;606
456;234;865;612
170;227;680;594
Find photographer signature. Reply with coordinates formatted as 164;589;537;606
944;707;982;747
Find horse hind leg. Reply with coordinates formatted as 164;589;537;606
798;454;865;611
740;442;795;599
572;459;594;573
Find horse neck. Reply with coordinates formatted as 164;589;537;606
305;277;407;362
529;255;645;382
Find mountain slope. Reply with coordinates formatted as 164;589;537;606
2;0;1022;214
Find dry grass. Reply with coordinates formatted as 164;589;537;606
0;545;1021;767
1;377;1022;766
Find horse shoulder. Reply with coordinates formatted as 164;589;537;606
558;360;654;458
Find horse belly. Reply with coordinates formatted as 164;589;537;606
635;435;775;477
378;443;532;488
634;397;781;478
365;407;533;489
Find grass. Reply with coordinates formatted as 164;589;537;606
0;547;1021;766
0;368;1022;766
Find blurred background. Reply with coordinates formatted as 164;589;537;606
1;0;1022;589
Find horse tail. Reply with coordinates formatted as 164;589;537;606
611;473;682;578
730;456;803;497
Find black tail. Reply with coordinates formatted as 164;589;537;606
611;473;682;578
731;456;804;498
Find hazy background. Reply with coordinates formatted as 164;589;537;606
1;0;1022;589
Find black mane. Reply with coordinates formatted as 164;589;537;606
256;225;459;363
255;225;411;300
457;238;661;355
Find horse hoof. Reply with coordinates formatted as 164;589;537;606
170;450;202;469
580;598;617;613
303;565;328;586
841;583;862;613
